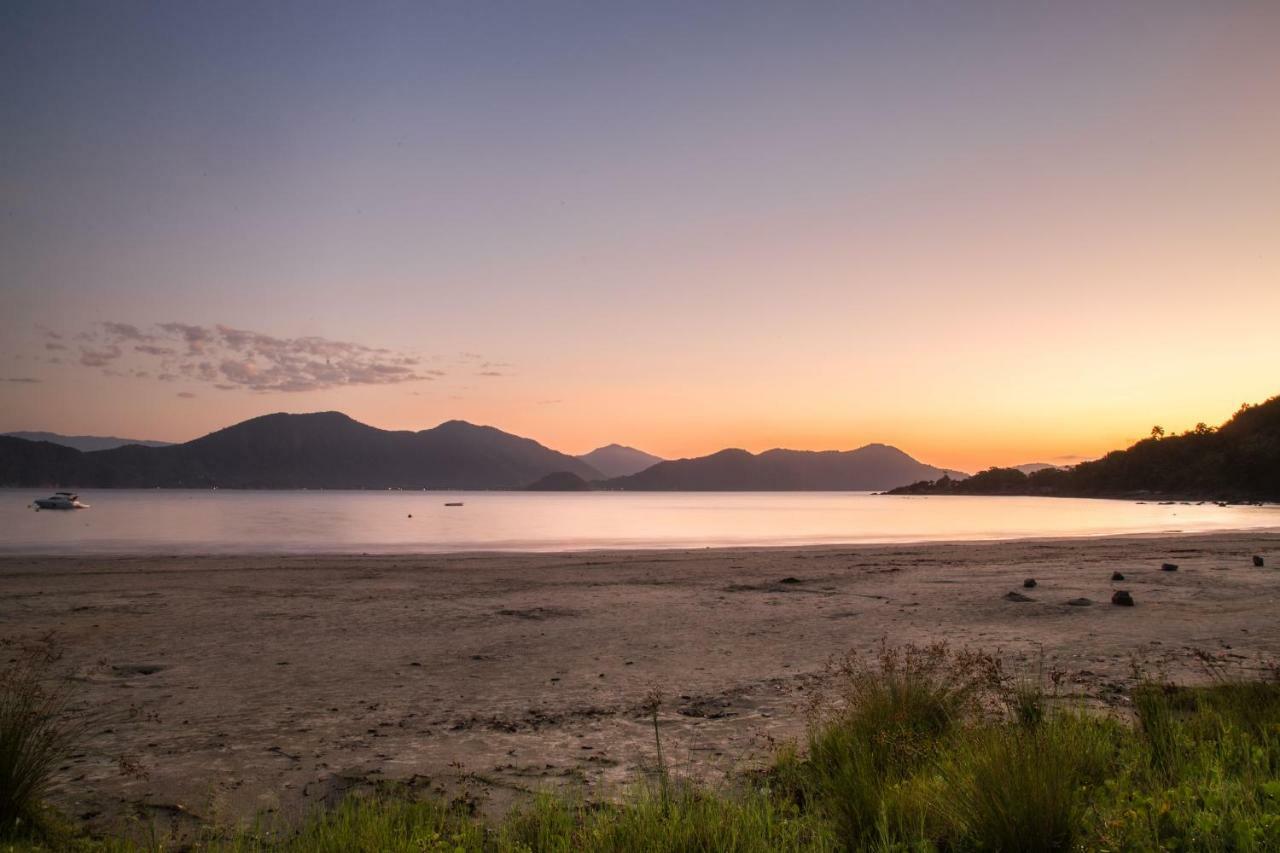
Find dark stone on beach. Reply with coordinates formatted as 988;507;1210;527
1161;563;1178;572
1067;598;1093;607
1254;555;1265;567
1111;571;1125;581
778;577;802;584
1023;578;1037;588
496;607;577;620
112;663;165;676
1112;590;1135;607
1004;591;1034;602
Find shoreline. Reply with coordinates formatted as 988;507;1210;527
2;524;1279;560
5;530;1280;836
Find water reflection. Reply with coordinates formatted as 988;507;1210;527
2;490;1276;555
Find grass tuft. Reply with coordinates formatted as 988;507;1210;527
0;639;81;841
786;642;1000;846
940;711;1120;852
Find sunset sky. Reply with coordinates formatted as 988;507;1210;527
2;2;1278;472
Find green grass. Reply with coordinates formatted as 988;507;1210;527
778;643;997;847
8;645;1280;852
1092;678;1280;851
497;785;835;853
938;711;1122;852
234;793;487;852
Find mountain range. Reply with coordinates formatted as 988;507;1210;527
2;431;173;452
0;412;601;489
0;411;962;491
604;445;966;491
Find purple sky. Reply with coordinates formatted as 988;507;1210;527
3;2;1278;469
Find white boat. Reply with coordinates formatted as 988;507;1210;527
33;491;90;510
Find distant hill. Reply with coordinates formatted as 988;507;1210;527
1013;463;1060;475
2;431;173;452
890;394;1280;501
0;436;84;487
576;444;665;478
526;471;596;491
0;412;602;489
604;444;966;491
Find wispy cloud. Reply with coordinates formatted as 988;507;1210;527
79;345;122;367
157;322;215;355
102;322;154;341
5;377;41;383
73;321;449;393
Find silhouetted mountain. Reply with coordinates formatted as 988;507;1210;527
890;468;1036;496
2;431;173;452
604;444;965;491
576;444;665;478
0;412;602;489
526;471;596;491
0;436;84;487
890;394;1280;501
1013;463;1060;474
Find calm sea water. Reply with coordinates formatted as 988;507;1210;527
0;489;1276;555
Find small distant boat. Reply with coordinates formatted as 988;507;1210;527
444;502;464;507
33;491;90;510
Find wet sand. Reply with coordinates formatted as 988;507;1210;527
3;531;1280;835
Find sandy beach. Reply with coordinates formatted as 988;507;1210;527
4;530;1280;837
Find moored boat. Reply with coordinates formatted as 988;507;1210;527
33;491;90;509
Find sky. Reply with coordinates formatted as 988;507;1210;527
2;1;1278;472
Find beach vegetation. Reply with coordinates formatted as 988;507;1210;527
8;646;1280;851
